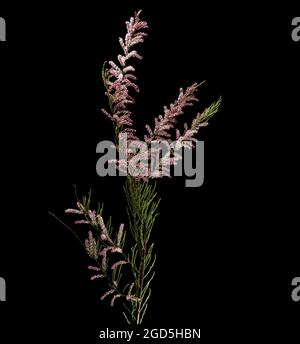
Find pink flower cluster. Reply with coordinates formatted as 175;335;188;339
101;10;148;139
65;201;130;270
100;10;221;179
144;83;199;143
65;201;141;307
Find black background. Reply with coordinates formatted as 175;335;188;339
0;1;299;342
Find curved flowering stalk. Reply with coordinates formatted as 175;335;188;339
63;192;143;312
144;82;201;143
61;186;159;325
143;83;222;175
101;10;148;140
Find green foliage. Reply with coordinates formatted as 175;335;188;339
124;177;160;324
192;96;222;129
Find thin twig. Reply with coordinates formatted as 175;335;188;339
48;211;85;250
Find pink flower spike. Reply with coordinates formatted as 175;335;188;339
74;220;89;225
65;208;83;214
111;260;128;270
88;266;101;271
100;289;115;301
117;223;124;246
98;216;108;234
85;231;97;259
110;294;122;307
101;108;113;121
90;274;104;281
88;210;97;225
101;9;148;134
145;83;199;142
